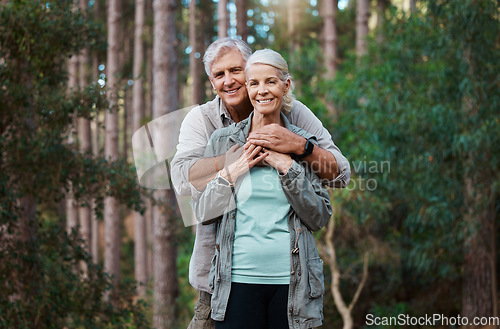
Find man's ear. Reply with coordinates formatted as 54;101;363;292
209;77;216;91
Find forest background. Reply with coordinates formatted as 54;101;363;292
1;0;499;328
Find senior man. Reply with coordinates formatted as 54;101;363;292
170;37;350;329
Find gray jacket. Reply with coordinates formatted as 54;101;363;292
170;96;350;294
192;113;333;329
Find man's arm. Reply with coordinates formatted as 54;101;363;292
246;125;338;180
171;106;213;196
188;154;224;192
247;100;351;188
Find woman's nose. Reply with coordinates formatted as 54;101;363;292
258;84;267;95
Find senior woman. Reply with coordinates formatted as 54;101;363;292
192;49;332;329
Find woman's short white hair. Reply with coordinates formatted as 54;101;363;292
203;37;252;77
245;48;295;114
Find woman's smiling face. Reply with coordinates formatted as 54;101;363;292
246;63;289;117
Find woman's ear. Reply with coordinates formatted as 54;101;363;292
284;78;291;94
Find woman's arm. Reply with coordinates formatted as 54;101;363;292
191;140;268;224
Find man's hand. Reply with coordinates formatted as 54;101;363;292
247;123;340;182
246;124;306;155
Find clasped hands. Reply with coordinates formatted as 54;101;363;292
219;124;303;184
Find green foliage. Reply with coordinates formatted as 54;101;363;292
0;1;149;327
363;302;410;329
0;221;150;329
327;0;499;321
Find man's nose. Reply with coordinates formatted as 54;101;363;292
223;73;234;86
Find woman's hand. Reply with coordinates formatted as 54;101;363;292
220;143;268;184
262;148;293;174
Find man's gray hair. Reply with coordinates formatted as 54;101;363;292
245;48;295;114
203;37;252;77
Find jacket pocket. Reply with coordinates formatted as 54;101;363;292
307;257;325;299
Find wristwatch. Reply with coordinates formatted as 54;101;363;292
295;138;315;160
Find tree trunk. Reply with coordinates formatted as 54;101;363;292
189;0;203;105
105;0;122;303
322;214;369;329
145;0;154;280
323;0;338;119
66;53;79;235
122;89;130;160
146;47;153;122
356;0;369;58
91;0;100;265
217;0;228;38
132;0;148;297
410;0;417;13
375;0;387;44
461;49;496;323
146;197;154;281
78;0;92;273
324;0;338;79
235;0;248;42
288;0;299;52
152;0;179;327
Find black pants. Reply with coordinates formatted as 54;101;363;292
215;282;289;329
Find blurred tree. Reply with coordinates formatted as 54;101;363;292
331;0;499;323
355;0;369;57
133;0;148;297
0;0;148;326
375;0;389;43
66;37;80;237
410;0;417;13
322;0;339;119
90;0;101;266
78;0;93;275
189;0;203;105
152;0;179;327
323;0;339;80
217;0;228;38
236;0;248;42
105;0;122;304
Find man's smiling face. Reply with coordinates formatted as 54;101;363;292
209;49;249;111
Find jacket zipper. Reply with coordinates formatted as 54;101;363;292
216;218;222;283
290;225;302;324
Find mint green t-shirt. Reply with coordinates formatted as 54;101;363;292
231;166;291;285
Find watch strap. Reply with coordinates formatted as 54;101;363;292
295;138;314;160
